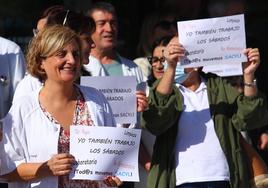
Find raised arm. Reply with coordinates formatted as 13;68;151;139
243;48;260;97
156;36;185;95
232;48;268;131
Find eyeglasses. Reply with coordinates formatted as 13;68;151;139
155;20;177;31
62;10;70;26
147;56;166;66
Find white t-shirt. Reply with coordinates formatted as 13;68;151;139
175;80;230;186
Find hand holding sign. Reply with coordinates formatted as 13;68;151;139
103;176;123;187
136;90;148;112
163;36;185;68
46;153;75;176
243;48;260;75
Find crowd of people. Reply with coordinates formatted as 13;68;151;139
0;1;268;188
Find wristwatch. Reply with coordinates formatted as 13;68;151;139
244;79;257;87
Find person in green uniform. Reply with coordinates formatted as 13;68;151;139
142;36;268;188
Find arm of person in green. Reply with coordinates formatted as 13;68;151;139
141;37;268;188
142;39;268;135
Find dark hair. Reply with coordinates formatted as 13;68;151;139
147;36;173;87
151;35;173;55
147;73;157;87
39;5;66;19
46;10;95;35
136;11;177;57
87;2;117;18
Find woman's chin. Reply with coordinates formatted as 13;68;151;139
60;75;77;82
154;72;164;79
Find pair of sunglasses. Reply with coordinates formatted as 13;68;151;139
32;10;69;36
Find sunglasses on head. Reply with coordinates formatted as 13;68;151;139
62;10;70;26
32;10;70;37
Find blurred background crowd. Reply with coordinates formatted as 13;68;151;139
1;0;268;93
1;0;268;187
0;0;267;58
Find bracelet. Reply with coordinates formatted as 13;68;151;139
244;79;257;87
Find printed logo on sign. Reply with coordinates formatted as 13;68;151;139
115;171;133;177
224;53;241;59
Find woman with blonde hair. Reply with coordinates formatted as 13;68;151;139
13;9;95;101
0;25;121;188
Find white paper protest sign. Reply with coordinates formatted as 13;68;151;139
203;63;242;77
69;126;141;182
81;76;137;124
177;14;247;68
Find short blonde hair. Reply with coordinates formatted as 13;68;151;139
26;25;82;82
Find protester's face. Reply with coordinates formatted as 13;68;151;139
79;33;94;64
41;39;81;83
152;45;166;79
91;10;118;51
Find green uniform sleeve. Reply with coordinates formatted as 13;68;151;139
232;91;268;131
141;82;183;136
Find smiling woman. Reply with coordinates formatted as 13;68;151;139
12;9;96;103
0;25;121;188
27;25;82;83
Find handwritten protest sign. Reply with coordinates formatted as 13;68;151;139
81;76;137;124
177;14;247;68
69;126;141;181
203;63;242;77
